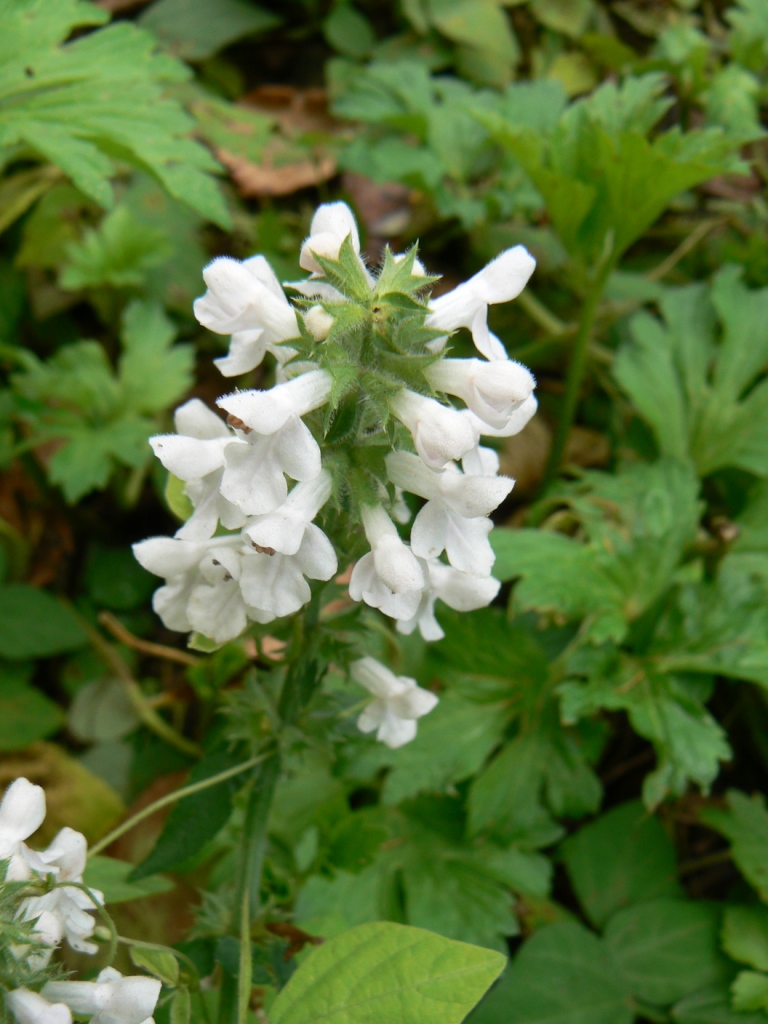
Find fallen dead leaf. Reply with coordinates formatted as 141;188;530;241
216;147;337;198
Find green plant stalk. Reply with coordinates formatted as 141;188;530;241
88;754;269;858
545;264;612;482
227;754;281;1024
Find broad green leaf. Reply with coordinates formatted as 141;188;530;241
170;988;191;1024
427;0;520;67
138;0;279;61
131;746;248;879
0;2;229;225
615;268;768;477
561;800;683;928
130;945;180;986
732;972;768;1013
380;693;510;805
269;921;506;1024
471;921;633;1024
673;984;768;1023
606;900;729;1005
84;545;156;612
295;866;382;937
0;678;64;749
323;5;375;59
0;585;87;658
701;791;768;900
529;0;593;36
83;856;174;904
500;459;701;643
723;906;768;971
67;678;140;743
728;0;768;71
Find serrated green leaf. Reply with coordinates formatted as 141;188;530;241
119;300;194;415
723;906;768;972
470;921;633;1024
561;801;683;928
700;791;768;900
672;984;768;1023
60;204;170;290
269;921;506;1024
83;856;174;905
732;972;768;1013
606;900;729;1005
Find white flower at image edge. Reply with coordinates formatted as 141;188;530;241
6;989;72;1024
43;968;161;1024
0;778;45;880
351;656;438;748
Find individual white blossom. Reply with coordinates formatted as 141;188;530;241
43;967;161;1024
6;988;72;1024
194;254;299;340
300;201;364;276
0;778;46;881
466;393;538;439
397;558;502;641
349;506;425;621
150;399;246;541
245;472;332;555
303;305;335;341
426;245;536;361
22;828;103;955
214;328;297;378
386;450;513;575
389;390;479;470
351;657;438;748
425;358;535;431
133;535;249;644
216;370;331;516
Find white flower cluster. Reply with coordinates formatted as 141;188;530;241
134;202;536;746
0;779;161;1024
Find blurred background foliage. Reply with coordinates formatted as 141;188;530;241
3;0;768;1021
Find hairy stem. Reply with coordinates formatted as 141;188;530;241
88;754;270;858
545;265;612;482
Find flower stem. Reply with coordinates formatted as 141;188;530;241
88;754;270;858
545;265;612;483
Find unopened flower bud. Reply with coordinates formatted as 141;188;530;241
304;305;334;341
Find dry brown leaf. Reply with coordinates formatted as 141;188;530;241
216;147;337;198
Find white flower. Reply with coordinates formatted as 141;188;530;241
22;828;103;955
0;778;46;881
466;394;538;439
133;536;249;644
351;657;438;748
300;202;363;275
426;358;535;430
386;451;512;576
245;473;332;555
43;967;161;1024
194;254;299;339
214;328;297;378
150;400;246;541
397;558;501;641
216;371;331;515
6;989;72;1024
349;506;425;621
426;246;536;361
240;526;337;622
389;390;479;470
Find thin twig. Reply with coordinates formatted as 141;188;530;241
647;217;726;282
678;848;732;877
98;611;200;667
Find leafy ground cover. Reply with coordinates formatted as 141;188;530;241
2;1;768;1022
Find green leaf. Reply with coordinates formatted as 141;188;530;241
0;3;229;225
732;972;768;1013
499;459;701;643
0;678;64;749
119;300;194;415
471;921;633;1024
83;855;174;904
728;0;768;71
0;584;87;658
700;791;768;900
323;5;375;59
269;921;506;1024
606;900;729;1005
673;984;768;1023
722;906;768;971
561;800;684;928
131;745;248;879
615;268;768;478
138;0;279;61
130;945;180;986
60;204;170;290
380;693;510;805
170;988;191;1024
